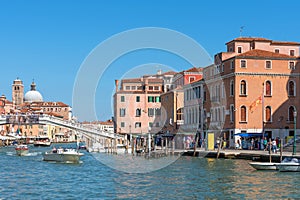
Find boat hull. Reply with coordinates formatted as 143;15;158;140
278;163;300;172
34;141;51;147
43;151;84;163
249;162;278;170
15;145;29;156
15;149;29;156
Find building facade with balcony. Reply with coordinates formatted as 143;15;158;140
203;37;300;148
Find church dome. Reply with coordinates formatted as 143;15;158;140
24;81;43;103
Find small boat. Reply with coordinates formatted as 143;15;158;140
34;138;51;147
116;144;132;154
15;144;29;156
43;147;84;163
249;162;279;170
278;157;300;172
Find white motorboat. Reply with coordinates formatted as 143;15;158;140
15;144;29;156
43;148;84;163
249;162;278;170
278;157;300;172
34;137;51;147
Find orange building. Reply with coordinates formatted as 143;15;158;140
203;37;300;148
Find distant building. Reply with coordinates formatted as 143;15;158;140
1;79;73;143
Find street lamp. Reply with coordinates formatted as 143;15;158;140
293;110;297;155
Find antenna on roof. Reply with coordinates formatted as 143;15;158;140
240;26;245;37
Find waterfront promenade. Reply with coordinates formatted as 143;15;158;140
185;148;300;162
153;148;300;162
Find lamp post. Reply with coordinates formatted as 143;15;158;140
293;110;297;155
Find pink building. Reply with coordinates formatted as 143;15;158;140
113;71;175;139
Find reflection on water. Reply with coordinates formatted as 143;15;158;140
0;146;299;199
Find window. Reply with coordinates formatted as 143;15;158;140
289;61;295;70
230;80;234;96
148;108;154;117
149;122;153;127
241;60;246;68
240;106;246;122
148;86;153;90
121;96;125;102
288;81;295;96
135;122;141;128
154;86;159;90
288;106;296;121
136;96;140;102
265;61;272;69
240;80;247;95
120;108;126;117
189;77;195;83
290;50;295;56
155;108;161;116
136;108;141;117
155;122;160;127
265;81;272;96
121;122;125;127
230;60;235;69
230;104;235;122
275;49;280;53
155;96;161;102
131;86;136;90
148;96;154;102
126;86;130;90
238;46;242;53
265;106;271;122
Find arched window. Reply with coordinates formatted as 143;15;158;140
289;106;296;121
288;81;295;96
265;106;271;122
240;106;246;122
136;108;141;117
240;80;247;95
265;81;272;96
230;80;234;96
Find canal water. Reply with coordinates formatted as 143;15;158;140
0;145;299;199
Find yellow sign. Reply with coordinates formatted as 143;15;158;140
207;133;215;150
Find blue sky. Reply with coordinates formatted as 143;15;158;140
0;1;300;121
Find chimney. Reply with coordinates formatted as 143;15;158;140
115;80;119;92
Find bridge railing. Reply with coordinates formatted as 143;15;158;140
0;114;116;139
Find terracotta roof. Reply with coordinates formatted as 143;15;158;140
122;78;142;83
226;37;300;46
147;78;163;83
226;37;271;44
271;41;300;46
162;71;177;75
236;49;297;59
32;101;69;107
186;67;201;72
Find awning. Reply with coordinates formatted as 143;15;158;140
234;133;263;137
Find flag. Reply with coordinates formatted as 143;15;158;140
249;96;262;113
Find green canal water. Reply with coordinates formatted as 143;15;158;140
0;145;299;199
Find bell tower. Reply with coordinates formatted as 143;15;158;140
12;78;24;107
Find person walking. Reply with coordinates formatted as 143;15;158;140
263;137;268;151
272;139;277;153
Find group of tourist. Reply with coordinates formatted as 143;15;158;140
235;137;280;153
